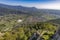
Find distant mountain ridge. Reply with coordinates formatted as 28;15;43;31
0;3;60;15
0;3;38;12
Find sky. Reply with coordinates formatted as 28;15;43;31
0;0;60;10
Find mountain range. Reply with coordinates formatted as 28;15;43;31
0;3;60;21
0;3;60;15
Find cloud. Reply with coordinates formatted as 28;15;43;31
0;0;60;10
20;1;60;10
35;2;60;10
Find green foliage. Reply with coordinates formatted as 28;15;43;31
0;15;58;40
42;35;49;40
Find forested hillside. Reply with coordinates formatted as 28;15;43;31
0;4;60;40
0;15;58;40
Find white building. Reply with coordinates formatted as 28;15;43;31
17;19;23;23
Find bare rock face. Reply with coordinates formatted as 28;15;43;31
29;32;40;40
52;27;60;40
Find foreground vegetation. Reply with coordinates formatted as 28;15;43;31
0;14;58;40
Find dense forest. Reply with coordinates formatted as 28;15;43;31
0;14;59;40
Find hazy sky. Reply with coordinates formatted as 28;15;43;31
0;0;60;10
